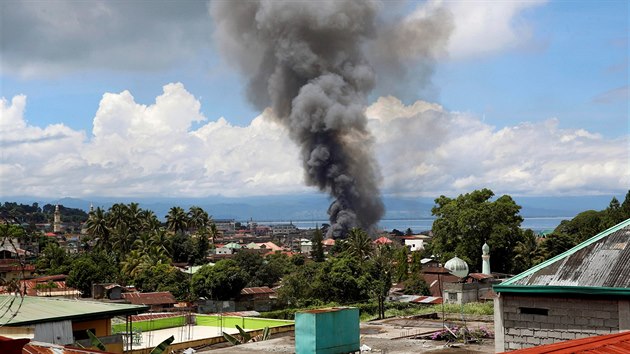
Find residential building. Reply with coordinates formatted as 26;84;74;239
493;218;630;352
403;235;431;251
0;295;147;352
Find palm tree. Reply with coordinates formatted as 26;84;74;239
85;207;110;250
166;207;188;234
140;210;160;233
150;228;172;257
208;222;219;244
346;228;373;262
108;203;129;230
188;206;210;232
121;249;145;279
111;223;133;259
126;202;144;235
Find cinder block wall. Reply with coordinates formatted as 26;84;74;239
499;295;621;351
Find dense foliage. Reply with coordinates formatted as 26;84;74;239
429;189;525;273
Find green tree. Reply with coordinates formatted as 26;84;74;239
512;229;542;273
208;223;219;244
276;262;320;307
188;206;210;232
555;210;604;244
66;252;118;297
85;207;110;250
192;259;248;300
234;251;265;287
621;190;630;220
166;207;189;234
600;197;624;229
346;228;372;262
538;233;575;261
403;273;430;296
431;189;524;273
36;242;72;275
394;246;409;282
310;229;325;262
133;263;191;300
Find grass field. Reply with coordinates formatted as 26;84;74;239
112;314;293;334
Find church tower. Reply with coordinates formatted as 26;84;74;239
53;204;62;233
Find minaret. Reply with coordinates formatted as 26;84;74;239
53;204;62;233
482;242;491;275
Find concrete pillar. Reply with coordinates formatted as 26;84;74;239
494;294;505;353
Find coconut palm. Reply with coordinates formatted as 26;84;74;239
121;249;145;279
166;207;188;234
150;228;172;257
346;228;373;262
140;210;160;233
108;203;129;230
208;222;219;244
188;206;210;232
85;207;110;250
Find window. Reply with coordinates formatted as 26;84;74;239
519;307;548;316
448;292;458;302
73;328;96;341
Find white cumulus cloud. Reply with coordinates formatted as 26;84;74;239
414;0;548;60
1;84;628;199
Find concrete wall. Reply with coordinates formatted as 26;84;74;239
443;282;492;304
495;294;629;351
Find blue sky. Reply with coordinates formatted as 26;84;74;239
0;0;628;199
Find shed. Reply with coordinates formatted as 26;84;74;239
493;218;630;352
0;295;147;351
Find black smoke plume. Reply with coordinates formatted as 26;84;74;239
211;1;452;238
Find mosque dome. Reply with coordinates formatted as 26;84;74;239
444;256;469;278
482;242;490;255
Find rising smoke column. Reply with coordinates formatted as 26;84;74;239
211;1;451;238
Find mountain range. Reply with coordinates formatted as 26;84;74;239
3;193;622;222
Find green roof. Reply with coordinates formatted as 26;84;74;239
0;295;149;326
494;218;630;296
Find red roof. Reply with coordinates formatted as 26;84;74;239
322;239;336;246
121;291;176;305
373;236;393;245
503;331;630;353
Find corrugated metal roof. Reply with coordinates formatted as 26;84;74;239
502;330;630;353
0;295;148;326
410;296;443;304
23;341;115;354
240;287;275;295
495;218;630;295
121;291;176;305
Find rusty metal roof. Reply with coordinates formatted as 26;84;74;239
502;330;630;353
23;341;115;354
121;291;176;305
495;218;630;295
240;286;275;295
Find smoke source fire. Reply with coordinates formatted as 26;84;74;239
211;1;451;238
